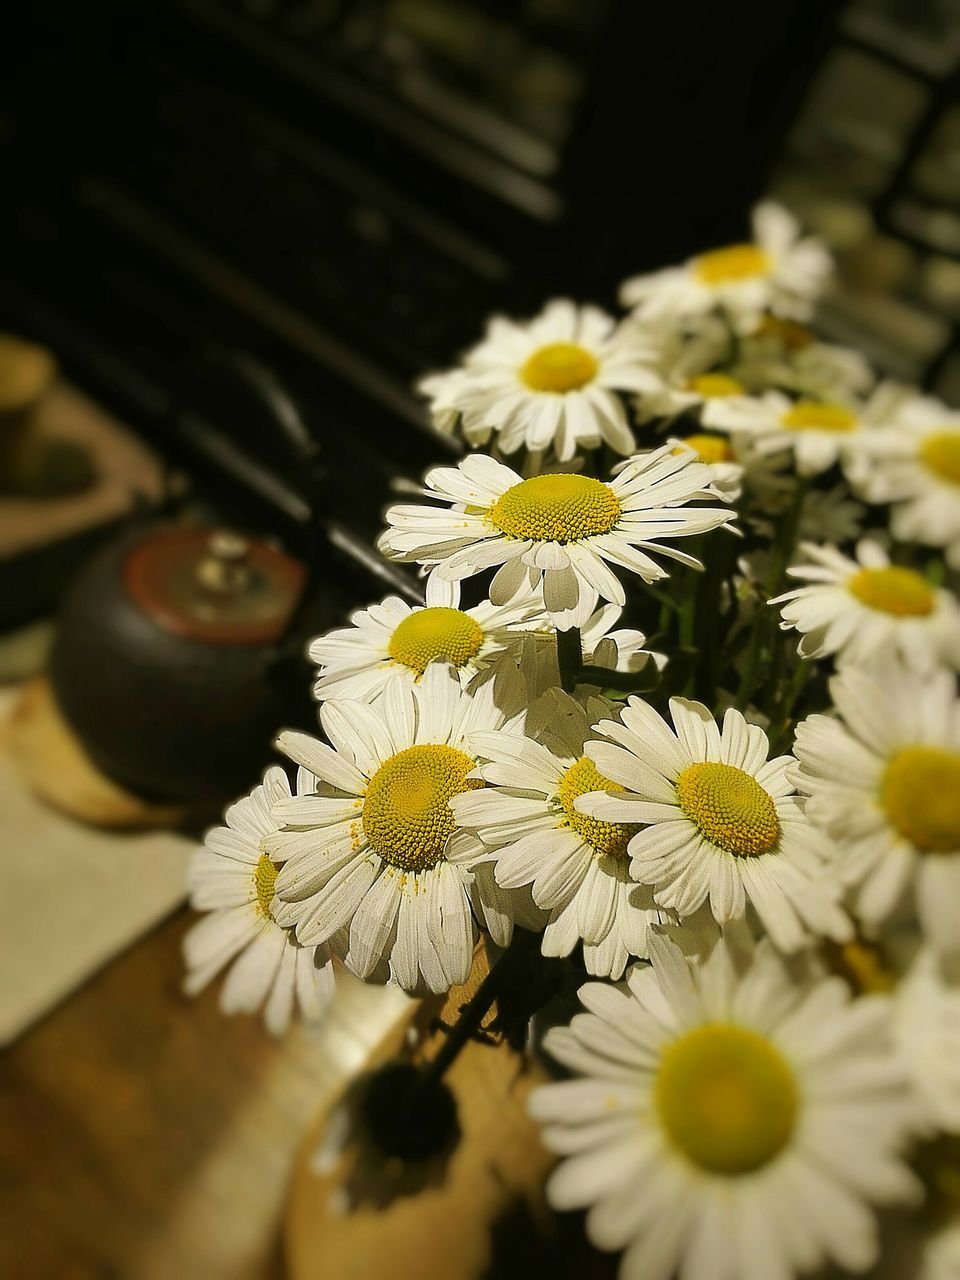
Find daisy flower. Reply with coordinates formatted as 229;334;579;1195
267;663;535;994
773;540;960;672
620;202;832;327
893;947;960;1134
183;768;336;1036
857;392;960;570
793;664;960;957
530;931;918;1280
631;316;747;421
702;383;900;481
450;689;670;980
310;577;545;702
737;314;874;401
378;447;735;631
576;696;851;951
415;299;663;461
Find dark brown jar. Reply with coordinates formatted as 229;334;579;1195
49;522;306;804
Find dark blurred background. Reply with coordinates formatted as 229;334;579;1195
5;1;960;579
5;2;960;550
0;0;842;552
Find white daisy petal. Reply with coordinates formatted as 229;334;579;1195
380;446;735;630
182;771;336;1037
531;930;915;1280
794;662;960;957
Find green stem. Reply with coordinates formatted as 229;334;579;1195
696;526;737;709
765;478;809;598
556;626;582;694
721;306;742;368
577;664;661;694
737;478;808;711
768;657;813;755
678;569;698;651
417;928;542;1088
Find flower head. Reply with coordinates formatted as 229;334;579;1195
621;202;832;328
737;315;874;400
310;577;545;703
451;689;670;979
531;931;918;1280
702;382;901;480
857;391;960;570
183;768;336;1035
794;664;960;956
576;696;850;951
378;447;735;630
268;664;537;993
773;540;960;672
417;299;662;461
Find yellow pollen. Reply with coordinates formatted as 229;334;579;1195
488;473;621;544
675;762;779;857
388;607;484;675
556;756;638;859
655;1024;798;1175
521;341;598;393
254;853;278;919
362;744;482;872
755;314;814;350
694;243;771;286
848;566;935;618
920;432;960;486
881;746;960;853
674;433;734;465
780;401;858;433
687;372;745;399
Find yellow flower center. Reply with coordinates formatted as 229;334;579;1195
388;607;484;676
254;853;278;919
694;243;771;286
920;432;960;486
556;755;638;859
686;372;745;399
881;746;960;853
655;1024;798;1175
755;314;814;350
520;342;599;393
362;744;482;872
675;761;780;857
848;566;935;618
488;473;622;544
675;433;734;464
780;401;858;433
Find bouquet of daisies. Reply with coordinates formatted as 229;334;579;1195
183;202;960;1280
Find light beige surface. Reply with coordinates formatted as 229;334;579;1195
0;685;193;1044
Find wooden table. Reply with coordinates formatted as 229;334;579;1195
0;908;405;1279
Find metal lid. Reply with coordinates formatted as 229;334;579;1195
123;526;305;645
